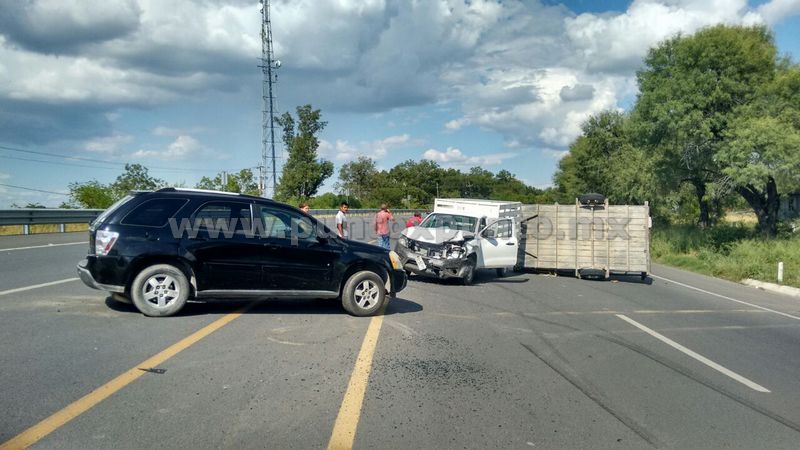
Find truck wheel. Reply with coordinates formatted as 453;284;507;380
461;260;476;286
341;270;386;317
130;264;190;317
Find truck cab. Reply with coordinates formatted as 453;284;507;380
395;199;521;284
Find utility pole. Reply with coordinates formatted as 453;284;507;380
259;0;281;198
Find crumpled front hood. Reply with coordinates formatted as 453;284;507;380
402;226;473;244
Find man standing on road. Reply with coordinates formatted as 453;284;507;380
374;204;393;249
335;202;349;238
405;211;423;228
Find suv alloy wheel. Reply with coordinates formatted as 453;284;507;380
341;270;386;317
131;264;190;317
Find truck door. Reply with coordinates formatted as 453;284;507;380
478;218;517;268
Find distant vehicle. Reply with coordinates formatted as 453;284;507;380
77;188;406;317
395;198;522;284
395;196;651;284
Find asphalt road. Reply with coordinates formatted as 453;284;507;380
2;223;800;449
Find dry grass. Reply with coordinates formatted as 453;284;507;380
652;224;800;288
65;223;89;232
723;210;758;225
0;225;24;236
0;223;89;236
30;224;60;234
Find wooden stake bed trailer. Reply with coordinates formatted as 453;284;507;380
516;199;651;279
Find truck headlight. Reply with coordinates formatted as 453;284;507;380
389;251;403;270
398;236;408;247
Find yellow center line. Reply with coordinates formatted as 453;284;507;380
0;306;250;450
327;310;386;450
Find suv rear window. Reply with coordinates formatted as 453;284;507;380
122;198;188;227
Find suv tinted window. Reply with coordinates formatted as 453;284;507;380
193;201;252;233
257;205;315;240
92;194;135;227
121;198;188;227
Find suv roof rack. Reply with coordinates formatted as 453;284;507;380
157;187;241;196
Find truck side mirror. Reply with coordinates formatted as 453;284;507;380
482;228;496;238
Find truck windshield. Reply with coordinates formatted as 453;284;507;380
418;213;478;232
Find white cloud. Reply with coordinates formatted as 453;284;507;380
422;147;515;167
84;134;134;154
132;135;211;160
320;134;422;161
565;0;753;74
445;118;470;131
0;172;10;180
2;0;799;155
757;0;800;25
541;148;570;160
152;125;207;137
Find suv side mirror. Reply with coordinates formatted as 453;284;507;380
482;228;496;239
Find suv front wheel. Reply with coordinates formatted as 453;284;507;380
341;270;387;317
131;264;190;317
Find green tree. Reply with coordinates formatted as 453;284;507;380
387;159;444;204
275;105;334;201
632;25;777;227
718;64;800;236
335;156;378;201
68;180;116;209
554;110;655;205
110;164;164;199
308;192;362;209
69;164;165;208
196;169;260;195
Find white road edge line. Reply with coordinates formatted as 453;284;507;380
616;314;771;393
0;278;80;296
0;242;86;252
651;274;800;321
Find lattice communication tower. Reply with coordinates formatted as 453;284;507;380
259;0;280;198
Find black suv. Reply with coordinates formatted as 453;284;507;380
77;188;407;317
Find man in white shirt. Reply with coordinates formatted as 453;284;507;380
335;202;349;238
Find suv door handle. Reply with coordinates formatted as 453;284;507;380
505;242;515;246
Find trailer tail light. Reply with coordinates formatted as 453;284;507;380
95;230;119;256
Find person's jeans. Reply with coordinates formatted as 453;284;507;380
379;234;391;249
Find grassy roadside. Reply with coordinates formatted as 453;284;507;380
651;224;800;288
0;223;89;236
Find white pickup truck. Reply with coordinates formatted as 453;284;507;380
395;198;522;285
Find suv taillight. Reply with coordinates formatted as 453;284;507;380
95;230;119;256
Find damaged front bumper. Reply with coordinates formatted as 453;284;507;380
395;243;471;279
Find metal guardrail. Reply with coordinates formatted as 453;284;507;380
0;209;104;226
0;208;425;234
309;208;420;217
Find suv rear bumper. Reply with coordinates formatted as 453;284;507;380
77;259;125;293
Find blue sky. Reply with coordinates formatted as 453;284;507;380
0;0;799;207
